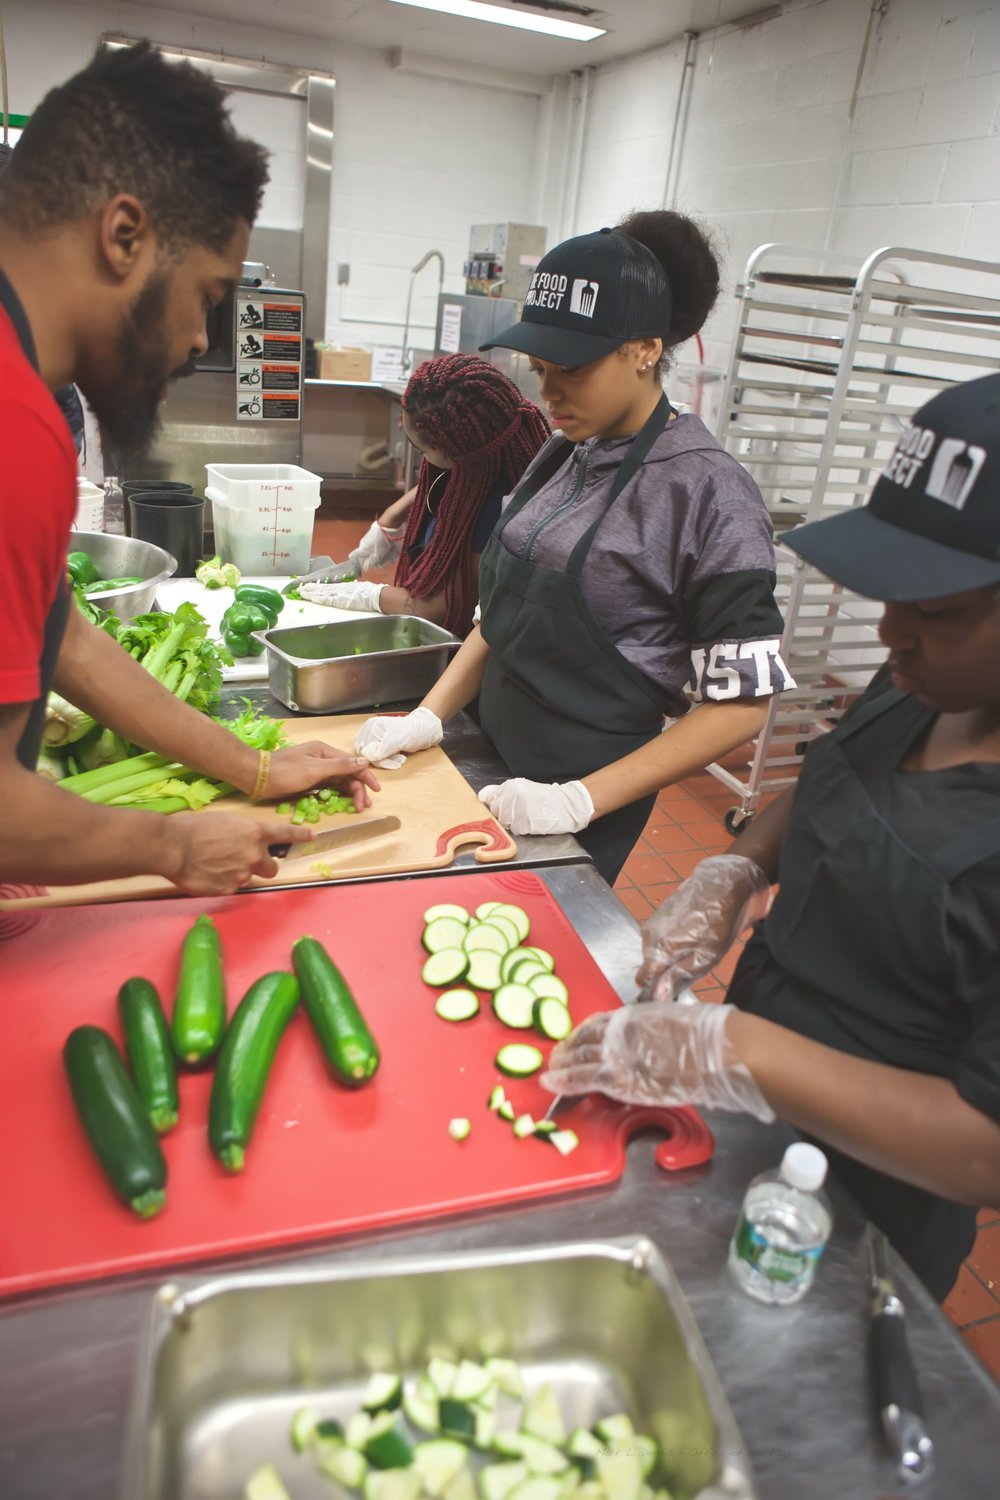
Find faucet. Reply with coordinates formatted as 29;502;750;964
402;249;446;376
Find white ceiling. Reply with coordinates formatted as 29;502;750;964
114;0;779;78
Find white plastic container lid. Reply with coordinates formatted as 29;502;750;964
780;1142;828;1192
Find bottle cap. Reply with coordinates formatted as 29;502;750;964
780;1142;828;1192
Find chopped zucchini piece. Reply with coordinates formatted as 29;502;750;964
548;1129;580;1156
488;1084;507;1112
452;1359;496;1403
365;1472;422;1500
497;1101;516;1122
593;1415;635;1445
365;1414;414;1470
448;1117;472;1141
484;1358;525;1398
512;1113;536;1140
444;1470;479;1500
474;1407;498;1449
567;1430;602;1459
595;1451;642;1500
506;1480;564;1500
428;1357;458;1397
479;1461;530;1500
440;1398;477;1440
559;1470;581;1497
533;1120;558;1136
632;1438;659;1480
424;904;471;926
245;1463;293;1500
363;1372;403;1414
496;1044;544;1078
521;1383;565;1447
347;1412;375;1449
514;1437;570;1475
322;1445;369;1489
412;1439;471;1497
290;1405;322;1452
403;1387;440;1434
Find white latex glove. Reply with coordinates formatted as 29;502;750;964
637;853;773;1003
541;1002;775;1122
478;778;593;836
298;580;386;612
354;706;443;762
355;519;405;571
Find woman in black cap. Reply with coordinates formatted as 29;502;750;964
356;212;792;883
543;372;1000;1300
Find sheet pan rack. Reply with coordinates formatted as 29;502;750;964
708;243;1000;830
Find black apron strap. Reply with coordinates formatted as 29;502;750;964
495;438;574;534
566;394;672;577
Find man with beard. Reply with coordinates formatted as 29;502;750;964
0;42;379;895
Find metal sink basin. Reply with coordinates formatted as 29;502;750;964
257;615;460;713
120;1238;756;1500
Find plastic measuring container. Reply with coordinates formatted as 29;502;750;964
205;463;322;577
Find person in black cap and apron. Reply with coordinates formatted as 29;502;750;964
543;372;1000;1301
356;211;793;883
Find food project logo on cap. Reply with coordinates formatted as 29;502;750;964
569;279;599;318
884;421;987;511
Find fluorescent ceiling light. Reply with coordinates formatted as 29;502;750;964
387;0;606;43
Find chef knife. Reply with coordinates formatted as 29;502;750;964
269;814;401;862
865;1222;934;1483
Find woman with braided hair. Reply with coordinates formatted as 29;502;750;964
299;354;550;638
356;212;794;885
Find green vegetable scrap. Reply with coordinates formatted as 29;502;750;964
66;550;100;589
196;555;242;590
42;692;96;748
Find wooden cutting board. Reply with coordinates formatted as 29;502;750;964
0;715;515;912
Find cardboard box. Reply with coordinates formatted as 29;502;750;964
317;345;372;382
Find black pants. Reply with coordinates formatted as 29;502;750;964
575;794;656;886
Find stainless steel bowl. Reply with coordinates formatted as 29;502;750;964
69;532;177;619
120;1238;756;1500
257;615;461;713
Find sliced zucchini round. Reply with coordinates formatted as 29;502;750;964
424;916;471;954
463;922;510;956
528;974;569;1005
526;947;555;973
483;913;521;951
489;904;530;943
435;989;480;1022
500;947;537;982
495;1043;544;1078
492;983;536;1030
423;904;470;927
532;997;572;1041
475;901;501;920
422;949;469;987
465;950;504;992
509;959;548;988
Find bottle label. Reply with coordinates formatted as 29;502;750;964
734;1214;824;1284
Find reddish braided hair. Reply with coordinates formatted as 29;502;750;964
396;354;550;636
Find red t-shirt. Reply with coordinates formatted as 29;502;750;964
0;305;77;706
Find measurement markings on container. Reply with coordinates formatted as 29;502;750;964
262;393;301;419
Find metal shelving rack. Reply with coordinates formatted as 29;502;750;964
709;243;1000;829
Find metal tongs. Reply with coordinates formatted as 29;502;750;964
865;1222;934;1483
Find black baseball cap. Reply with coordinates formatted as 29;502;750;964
784;373;1000;601
479;227;672;368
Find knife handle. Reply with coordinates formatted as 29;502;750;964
268;844;290;859
869;1308;933;1479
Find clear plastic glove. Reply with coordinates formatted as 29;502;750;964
298;580;386;612
637;854;772;1003
478;778;593;836
354;706;443;762
541;1002;775;1122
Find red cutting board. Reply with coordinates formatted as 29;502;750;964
0;870;713;1298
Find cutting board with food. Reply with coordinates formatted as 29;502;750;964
0;870;713;1298
0;715;516;912
155;577;376;682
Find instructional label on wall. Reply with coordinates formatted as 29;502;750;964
371;345;407;383
440;303;463;354
236;290;303;421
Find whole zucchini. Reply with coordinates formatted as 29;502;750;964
63;1026;167;1219
292;936;380;1086
118;977;179;1133
172;913;227;1065
209;971;300;1172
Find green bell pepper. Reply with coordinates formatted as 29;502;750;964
233;584;284;622
220;602;271;658
67;551;100;589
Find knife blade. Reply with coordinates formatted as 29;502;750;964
864;1222;934;1483
269;814;401;862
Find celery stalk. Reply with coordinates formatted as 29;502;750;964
59;750;168;794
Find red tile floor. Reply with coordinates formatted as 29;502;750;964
315;511;1000;1381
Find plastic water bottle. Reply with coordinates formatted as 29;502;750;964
728;1143;832;1305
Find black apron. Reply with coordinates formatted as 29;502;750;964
730;681;1000;1299
478;397;673;884
0;271;72;771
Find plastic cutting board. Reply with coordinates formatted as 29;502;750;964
0;871;713;1298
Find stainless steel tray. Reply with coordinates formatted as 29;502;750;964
257;616;460;713
120;1238;756;1500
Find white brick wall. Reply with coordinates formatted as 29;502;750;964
570;0;1000;376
